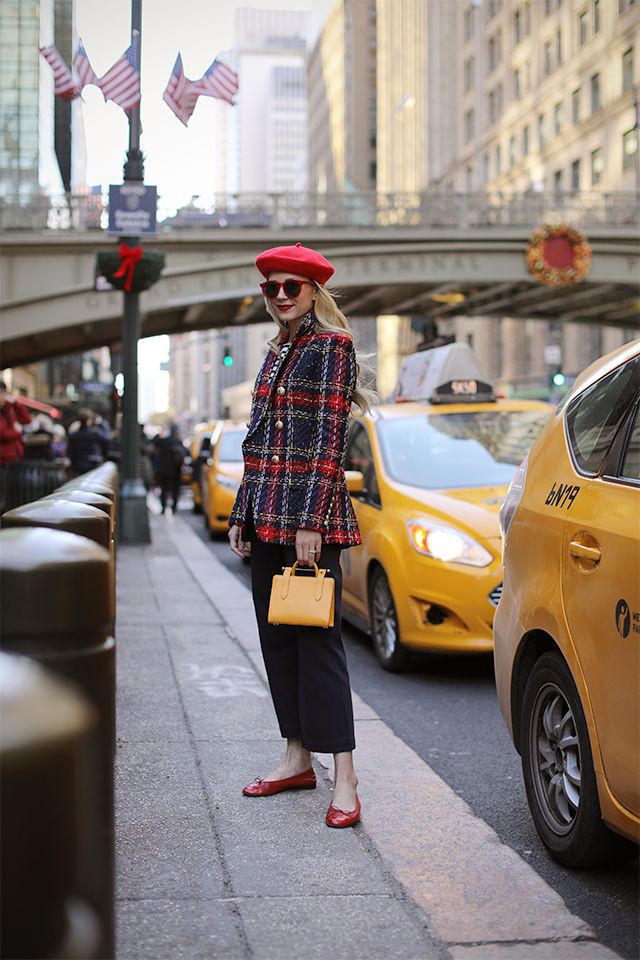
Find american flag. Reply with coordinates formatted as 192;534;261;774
40;45;80;100
99;37;141;111
162;53;198;126
192;57;238;105
73;41;98;90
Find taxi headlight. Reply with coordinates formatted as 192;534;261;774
406;520;493;567
215;473;239;491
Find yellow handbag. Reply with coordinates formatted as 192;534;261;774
268;562;335;628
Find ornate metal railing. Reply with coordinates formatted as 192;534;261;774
1;190;638;232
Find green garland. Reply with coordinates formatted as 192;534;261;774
96;249;165;293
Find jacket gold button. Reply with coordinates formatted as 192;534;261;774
271;454;280;463
275;420;284;430
277;386;285;396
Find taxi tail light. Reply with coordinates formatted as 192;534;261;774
499;453;529;546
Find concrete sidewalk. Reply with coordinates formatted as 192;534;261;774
115;511;620;960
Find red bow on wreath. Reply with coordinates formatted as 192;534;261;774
113;243;143;292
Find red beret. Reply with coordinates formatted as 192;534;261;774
256;242;335;285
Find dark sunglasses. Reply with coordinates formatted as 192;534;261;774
260;279;315;300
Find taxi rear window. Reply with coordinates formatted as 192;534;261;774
565;357;639;475
217;430;246;462
376;409;549;490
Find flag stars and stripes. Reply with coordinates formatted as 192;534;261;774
99;38;141;111
162;53;198;127
191;58;238;106
40;45;80;100
73;41;99;91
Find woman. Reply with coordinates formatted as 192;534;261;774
228;243;369;829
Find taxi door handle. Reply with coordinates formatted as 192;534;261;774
569;540;601;563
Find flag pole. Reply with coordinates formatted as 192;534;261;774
119;0;151;544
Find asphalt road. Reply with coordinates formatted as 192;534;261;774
181;503;639;960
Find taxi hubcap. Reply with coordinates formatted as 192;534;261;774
372;576;397;658
530;683;581;835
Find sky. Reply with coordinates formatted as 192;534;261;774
67;1;331;419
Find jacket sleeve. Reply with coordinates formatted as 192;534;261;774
14;402;32;426
298;334;356;533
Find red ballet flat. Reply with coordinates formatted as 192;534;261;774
325;793;361;828
242;766;317;797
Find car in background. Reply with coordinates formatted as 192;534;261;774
494;339;639;868
201;421;246;538
341;344;551;671
190;421;218;513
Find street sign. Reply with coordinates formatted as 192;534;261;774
544;344;562;366
108;183;157;236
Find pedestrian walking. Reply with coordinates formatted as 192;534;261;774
0;380;32;464
228;243;371;828
67;412;110;477
154;424;185;514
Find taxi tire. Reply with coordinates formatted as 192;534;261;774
369;567;410;672
521;651;637;869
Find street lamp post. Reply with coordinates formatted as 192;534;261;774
118;0;150;544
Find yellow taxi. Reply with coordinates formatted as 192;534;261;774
190;421;218;513
341;343;551;671
494;338;639;867
201;420;246;538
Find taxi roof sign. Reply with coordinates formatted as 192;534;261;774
392;342;496;405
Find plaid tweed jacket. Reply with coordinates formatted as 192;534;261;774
229;312;362;547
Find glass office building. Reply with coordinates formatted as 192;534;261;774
0;0;40;199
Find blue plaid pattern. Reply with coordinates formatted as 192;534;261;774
230;312;362;547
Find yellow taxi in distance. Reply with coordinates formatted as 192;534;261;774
494;339;639;868
201;421;246;538
190;421;218;513
341;345;551;671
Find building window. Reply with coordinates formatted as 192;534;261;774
523;124;530;155
538;112;547;148
572;87;581;123
554;101;563;135
464;108;475;142
556;28;562;64
623;128;638;170
514;9;522;43
464;6;474;42
525;60;532;91
513;67;521;98
593;0;601;32
496;143;502;175
571;158;581;190
488;0;499;19
623;48;634;92
483;151;490;182
554;169;563;192
488;31;502;72
591;73;601;112
591;147;604;185
578;10;588;46
545;0;553;14
544;41;553;75
466;165;474;191
509;134;517;166
524;0;531;34
464;56;475;92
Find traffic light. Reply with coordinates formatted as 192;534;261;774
223;345;234;368
550;368;566;388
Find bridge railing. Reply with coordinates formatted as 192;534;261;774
1;190;638;232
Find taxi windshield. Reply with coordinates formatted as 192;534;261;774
217;430;245;463
376;409;549;489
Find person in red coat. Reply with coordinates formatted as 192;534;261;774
228;243;373;829
0;380;31;464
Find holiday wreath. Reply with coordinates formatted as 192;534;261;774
96;245;165;293
525;223;592;287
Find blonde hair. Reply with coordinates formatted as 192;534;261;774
264;284;377;414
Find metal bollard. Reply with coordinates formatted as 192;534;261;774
0;652;101;959
0;528;115;959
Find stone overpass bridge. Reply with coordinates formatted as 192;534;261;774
1;191;638;366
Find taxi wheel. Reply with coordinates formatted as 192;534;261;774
369;567;409;672
521;651;637;868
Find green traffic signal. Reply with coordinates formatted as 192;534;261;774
552;371;566;387
223;345;234;367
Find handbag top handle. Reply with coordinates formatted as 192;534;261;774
279;562;329;602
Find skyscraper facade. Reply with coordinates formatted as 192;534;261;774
0;0;40;199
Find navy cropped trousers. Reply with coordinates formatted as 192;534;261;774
245;509;356;754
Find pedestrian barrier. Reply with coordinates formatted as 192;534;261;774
0;651;101;959
0;458;69;513
0;526;116;959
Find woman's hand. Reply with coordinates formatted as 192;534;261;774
296;528;322;566
228;524;251;559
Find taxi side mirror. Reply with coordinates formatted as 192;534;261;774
345;470;365;494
